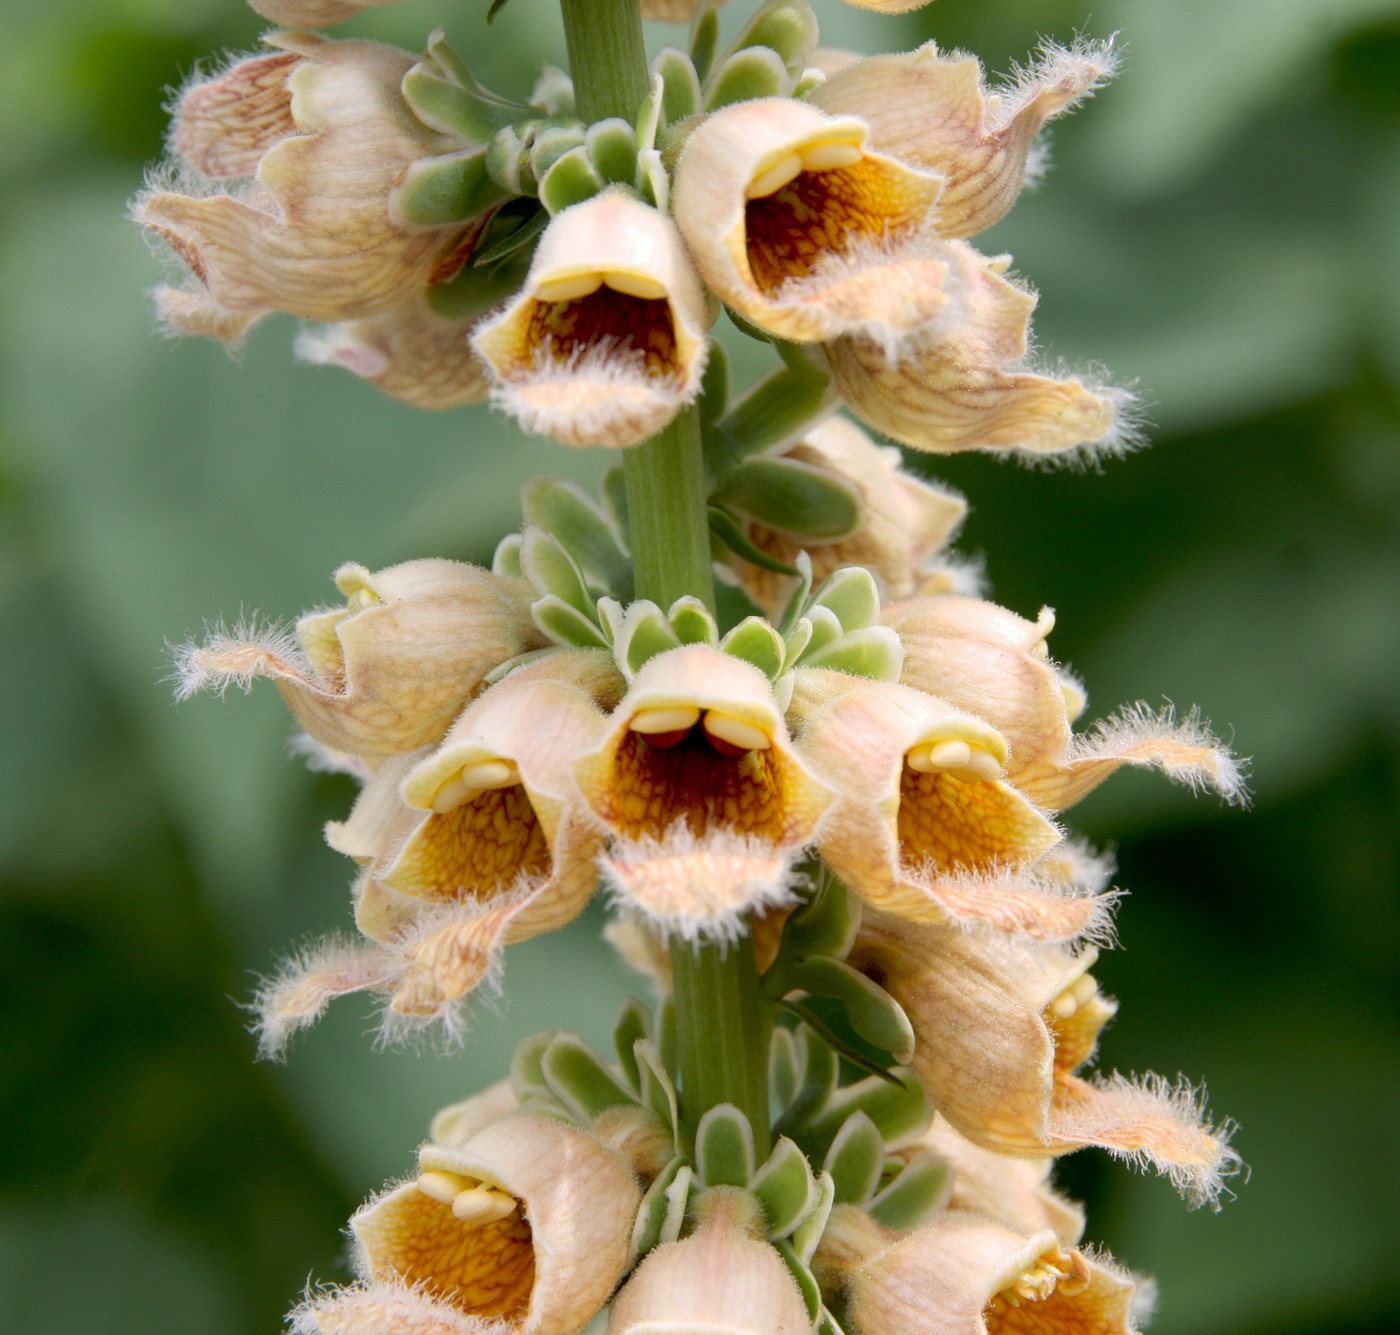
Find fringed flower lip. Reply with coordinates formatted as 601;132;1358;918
136;34;459;331
730;416;967;615
849;912;1241;1208
885;597;1249;811
810;38;1121;240
673;98;952;346
472;189;711;448
819;1207;1140;1335
348;1113;642;1335
172;559;544;757
789;671;1094;941
599;825;806;946
823;243;1139;463
573;644;835;855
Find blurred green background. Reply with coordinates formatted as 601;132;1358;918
2;0;1397;1331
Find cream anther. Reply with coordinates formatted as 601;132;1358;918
1049;974;1097;1020
631;706;701;735
960;748;1004;782
430;758;520;813
344;586;381;614
799;141;862;172
416;1170;469;1205
991;1250;1077;1309
605;272;668;300
702;711;771;754
535;272;605;303
746;152;803;199
450;1185;519;1225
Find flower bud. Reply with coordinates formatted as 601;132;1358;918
472;189;710;447
609;1189;810;1335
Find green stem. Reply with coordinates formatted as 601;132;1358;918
670;931;774;1157
560;0;770;1156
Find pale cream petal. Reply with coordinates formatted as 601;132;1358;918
813;40;1119;238
153;284;268;342
882;598;1071;779
673;99;947;344
574;645;833;850
826;244;1134;461
292;1280;505;1335
251;0;405;24
298;293;491;410
611;1188;809;1335
353;1114;642;1335
138;35;458;324
431;1080;520;1147
472;189;710;448
174;560;544;757
829;1209;1139;1335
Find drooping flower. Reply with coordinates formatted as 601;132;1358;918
137;33;466;339
789;670;1100;940
304;1113;643;1335
728;416;967;613
818;1206;1142;1335
174;559;545;757
672;99;951;348
884;597;1248;809
472;189;711;447
848;910;1240;1207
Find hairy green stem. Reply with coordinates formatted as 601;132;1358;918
560;0;770;1154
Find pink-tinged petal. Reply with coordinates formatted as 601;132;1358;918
292;1280;508;1335
173;52;299;180
813;40;1119;238
249;0;407;30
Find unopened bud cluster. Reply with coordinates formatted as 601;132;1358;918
144;2;1246;1334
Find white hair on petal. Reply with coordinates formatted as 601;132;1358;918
167;613;311;701
1009;368;1148;472
1056;1071;1243;1211
250;934;399;1061
291;1277;498;1335
600;823;807;947
1036;835;1118;899
287;731;372;781
997;36;1123;133
1072;701;1250;805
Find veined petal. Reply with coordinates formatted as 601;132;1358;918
250;0;406;25
812;40;1119;238
827;1208;1140;1335
883;598;1072;777
352;1114;642;1335
826;244;1137;460
153;283;269;343
173;52;300;180
574;644;833;851
673;99;948;344
173;559;544;756
137;34;459;324
472;189;710;448
732;416;967;612
298;292;491;410
790;672;1065;933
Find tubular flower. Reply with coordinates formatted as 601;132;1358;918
610;1189;810;1335
916;1119;1085;1245
811;39;1120;240
822;243;1135;461
575;645;834;862
137;33;466;336
884;598;1248;810
332;1114;642;1335
672;99;952;347
297;290;492;410
848;910;1241;1207
788;670;1107;942
174;559;545;757
472;190;711;447
729;416;967;613
818;1206;1140;1335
